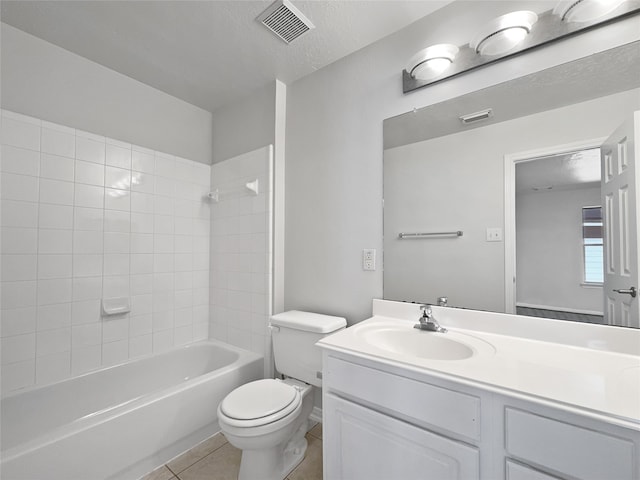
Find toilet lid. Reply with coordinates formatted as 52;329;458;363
220;379;299;422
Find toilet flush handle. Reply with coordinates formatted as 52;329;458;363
269;325;281;333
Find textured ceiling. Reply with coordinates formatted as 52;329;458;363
0;0;450;112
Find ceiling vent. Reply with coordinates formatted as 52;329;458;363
257;0;315;44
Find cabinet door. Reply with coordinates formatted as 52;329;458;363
324;394;479;480
506;461;562;480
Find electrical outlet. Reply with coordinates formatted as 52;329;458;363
363;249;376;271
486;227;503;242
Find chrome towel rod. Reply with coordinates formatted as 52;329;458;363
398;231;463;239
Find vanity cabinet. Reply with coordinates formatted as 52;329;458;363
322;351;640;480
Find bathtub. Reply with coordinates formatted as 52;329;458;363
0;340;263;480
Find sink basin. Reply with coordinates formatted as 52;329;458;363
358;325;495;361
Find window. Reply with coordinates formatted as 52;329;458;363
582;206;603;284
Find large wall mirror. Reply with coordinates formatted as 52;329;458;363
383;41;640;328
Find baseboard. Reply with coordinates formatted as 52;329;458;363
516;302;603;316
309;406;322;424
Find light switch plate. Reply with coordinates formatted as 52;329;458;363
486;227;503;242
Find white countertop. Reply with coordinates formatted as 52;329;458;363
317;300;640;427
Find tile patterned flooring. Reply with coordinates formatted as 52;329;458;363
140;423;323;480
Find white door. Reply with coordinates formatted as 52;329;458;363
601;111;640;327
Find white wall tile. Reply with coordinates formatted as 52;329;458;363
1;116;40;151
1;359;35;391
153;329;174;353
73;254;103;278
106;143;131;169
105;188;130;211
71;299;101;325
1;307;37;337
40;153;75;182
1;227;38;254
1;112;211;393
36;351;71;384
132;148;155;173
1;144;40;176
1;333;36;364
76;136;105;164
105;166;131;190
131;192;154;214
39;204;74;229
73;230;103;254
37;278;72;306
1;172;39;202
40;178;74;205
1;200;38;228
131;254;153;274
131;172;154;193
104;254;129;275
38;254;73;279
75;159;105;186
71;345;101;375
102;275;129;298
130;314;152;336
39;229;73;254
104;232;130;254
74;183;104;209
129;334;152;358
72;276;103;302
41;127;75;158
102;339;129;367
37;303;72;331
1;280;37;309
104;210;130;233
103;317;129;343
74;207;104;231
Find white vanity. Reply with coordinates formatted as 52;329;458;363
318;300;640;480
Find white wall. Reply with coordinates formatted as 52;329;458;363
1;24;212;165
383;90;639;313
285;1;640;323
516;186;602;314
0;110;211;394
212;83;276;164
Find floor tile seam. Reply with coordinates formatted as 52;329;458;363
167;438;230;475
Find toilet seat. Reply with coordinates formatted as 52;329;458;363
219;379;301;428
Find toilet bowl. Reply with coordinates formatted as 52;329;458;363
217;310;346;480
217;378;313;480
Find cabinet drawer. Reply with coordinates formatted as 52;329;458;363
506;461;562;480
326;355;481;440
505;408;635;480
325;393;479;480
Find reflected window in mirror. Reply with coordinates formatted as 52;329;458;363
582;206;604;285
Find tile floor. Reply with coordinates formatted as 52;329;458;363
141;423;323;480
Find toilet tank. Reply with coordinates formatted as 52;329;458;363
270;311;346;387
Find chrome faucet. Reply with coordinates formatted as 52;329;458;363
414;304;447;333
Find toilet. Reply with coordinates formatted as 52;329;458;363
217;310;346;480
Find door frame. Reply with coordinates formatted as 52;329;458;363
503;137;607;314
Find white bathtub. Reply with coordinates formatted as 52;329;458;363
0;340;263;480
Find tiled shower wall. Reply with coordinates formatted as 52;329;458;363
0;110;211;394
209;146;273;375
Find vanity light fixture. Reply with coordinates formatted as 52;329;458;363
470;11;538;56
459;108;493;124
554;0;628;23
406;44;459;80
402;1;639;94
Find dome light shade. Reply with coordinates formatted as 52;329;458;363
553;0;627;22
406;44;459;80
470;11;538;56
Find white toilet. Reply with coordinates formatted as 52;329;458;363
217;310;346;480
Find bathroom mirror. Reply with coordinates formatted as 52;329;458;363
383;41;640;327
